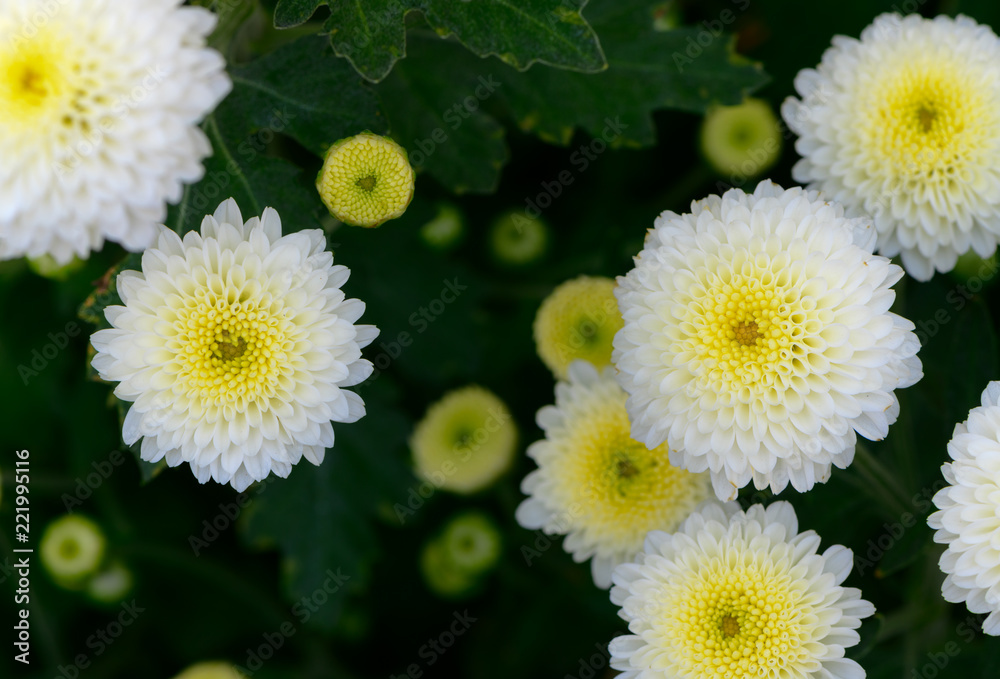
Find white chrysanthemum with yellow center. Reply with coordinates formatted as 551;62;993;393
534;276;623;379
516;361;710;587
614;181;922;500
782;13;1000;281
609;502;874;679
929;381;1000;635
0;0;231;263
90;199;378;491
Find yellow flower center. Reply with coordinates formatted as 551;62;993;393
720;613;740;638
316;133;415;228
0;25;117;148
654;557;814;678
555;403;707;550
863;57;994;190
682;256;826;404
356;175;377;192
171;286;295;411
0;32;71;126
733;320;760;346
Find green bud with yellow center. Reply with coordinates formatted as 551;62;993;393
40;514;106;588
316;132;415;228
700;98;782;178
489;211;549;266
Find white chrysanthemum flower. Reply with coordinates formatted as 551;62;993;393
516;361;711;588
90;199;378;491
929;381;1000;635
609;501;875;679
614;181;922;501
0;0;231;263
782;13;1000;281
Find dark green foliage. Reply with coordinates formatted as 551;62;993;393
5;2;1000;678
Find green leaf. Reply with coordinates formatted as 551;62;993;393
166;36;386;234
196;0;256;53
419;0;606;73
273;0;327;28
241;382;414;630
374;0;765;190
324;0;409;82
166;115;322;235
496;0;769;146
273;0;607;83
377;36;508;193
227;36;388;156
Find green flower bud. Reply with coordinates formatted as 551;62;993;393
489;211;549;266
420;203;465;250
700;99;782;179
440;510;502;575
40;514;106;587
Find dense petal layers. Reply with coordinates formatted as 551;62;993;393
783;13;1000;280
516;362;710;587
929;381;1000;635
0;0;231;262
614;181;922;500
609;502;874;679
91;199;377;491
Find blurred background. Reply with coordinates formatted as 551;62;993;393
3;0;1000;677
